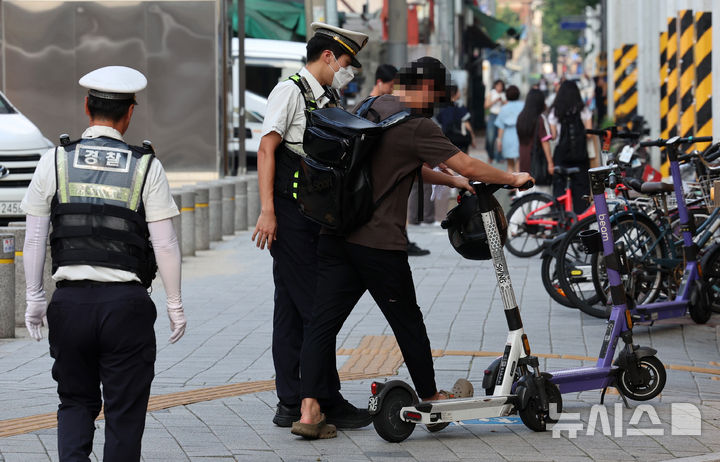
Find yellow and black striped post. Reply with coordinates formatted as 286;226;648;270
613;44;638;126
694;11;712;138
663;16;679;176
679;9;695;141
659;31;669;141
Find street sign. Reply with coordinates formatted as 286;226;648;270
561;15;587;30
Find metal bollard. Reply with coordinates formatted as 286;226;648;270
193;185;210;251
7;223;26;327
245;173;260;227
180;187;196;257
220;179;236;236
0;234;15;338
232;176;248;231
207;182;222;242
171;190;183;254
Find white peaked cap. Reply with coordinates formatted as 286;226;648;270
79;66;147;100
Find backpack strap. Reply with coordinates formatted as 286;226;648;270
288;74;319;111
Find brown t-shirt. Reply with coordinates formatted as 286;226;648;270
343;95;460;250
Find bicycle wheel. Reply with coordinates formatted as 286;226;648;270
555;217;605;315
541;251;575;308
505;192;559;257
700;242;720;314
587;212;667;319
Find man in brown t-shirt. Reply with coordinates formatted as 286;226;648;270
292;57;533;439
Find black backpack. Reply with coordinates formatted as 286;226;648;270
553;111;588;165
297;95;416;234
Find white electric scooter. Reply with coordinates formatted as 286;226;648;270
367;181;561;442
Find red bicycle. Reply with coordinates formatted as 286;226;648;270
505;166;596;257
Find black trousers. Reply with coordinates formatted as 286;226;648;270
552;162;590;214
270;195;341;406
47;283;156;462
300;235;437;400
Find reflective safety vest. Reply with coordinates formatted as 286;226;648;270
50;136;157;287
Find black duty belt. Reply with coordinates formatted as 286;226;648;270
56;280;143;289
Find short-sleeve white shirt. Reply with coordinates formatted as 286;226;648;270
261;67;336;149
22;125;179;282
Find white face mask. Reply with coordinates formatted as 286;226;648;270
328;54;354;89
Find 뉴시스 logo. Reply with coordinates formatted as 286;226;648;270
550;403;702;438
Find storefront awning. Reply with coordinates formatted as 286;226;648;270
231;0;306;41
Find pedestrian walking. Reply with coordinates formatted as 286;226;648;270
291;57;533;440
484;79;506;162
494;85;523;173
548;80;593;213
251;22;372;429
22;66;185;462
516;88;553;191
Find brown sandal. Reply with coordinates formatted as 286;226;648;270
291;415;337;440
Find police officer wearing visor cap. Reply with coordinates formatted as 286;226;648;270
22;66;185;462
252;23;372;428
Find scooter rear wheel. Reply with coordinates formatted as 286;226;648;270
518;380;562;432
373;388;416;442
617;356;666;401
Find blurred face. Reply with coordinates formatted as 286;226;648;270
376;79;394;95
320;50;354;86
494;82;504;92
395;79;443;115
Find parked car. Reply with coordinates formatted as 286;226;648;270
0;92;52;222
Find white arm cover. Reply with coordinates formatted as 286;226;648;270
148;219;182;307
24;214;50;304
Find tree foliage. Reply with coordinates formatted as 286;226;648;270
542;0;599;60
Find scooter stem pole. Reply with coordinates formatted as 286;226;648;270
481;210;519;324
667;148;694;247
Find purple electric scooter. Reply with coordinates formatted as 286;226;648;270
484;164;667;405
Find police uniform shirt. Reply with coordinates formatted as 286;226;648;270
22;125;179;282
261;67;335;151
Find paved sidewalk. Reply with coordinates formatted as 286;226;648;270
1;212;720;461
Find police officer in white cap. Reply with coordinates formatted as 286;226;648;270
22;66;185;462
251;23;372;428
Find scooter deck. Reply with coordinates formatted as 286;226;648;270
550;366;615;394
400;396;516;424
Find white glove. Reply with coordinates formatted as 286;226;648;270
25;300;47;341
167;303;186;343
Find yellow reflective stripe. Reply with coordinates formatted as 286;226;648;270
294;171;299;178
292;182;298;188
292;192;297;199
0;259;14;264
56;147;70;203
69;183;131;202
128;154;152;211
195;203;209;208
15;251;22;257
332;36;356;55
180;207;195;212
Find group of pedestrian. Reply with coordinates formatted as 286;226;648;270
22;21;535;462
485;78;593;212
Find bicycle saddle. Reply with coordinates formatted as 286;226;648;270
640;181;674;195
553;166;581;176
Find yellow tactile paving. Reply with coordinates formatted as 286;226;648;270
2;335;719;438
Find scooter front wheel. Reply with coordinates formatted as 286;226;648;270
518;380;562;432
617;356;666;401
373;388;416;442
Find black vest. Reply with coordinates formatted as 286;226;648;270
50;136;157;287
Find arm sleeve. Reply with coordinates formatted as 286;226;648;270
261;82;301;138
24;214;50;304
148;219;182;308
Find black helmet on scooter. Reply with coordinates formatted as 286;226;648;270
441;187;507;260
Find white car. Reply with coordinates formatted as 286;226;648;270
244;90;267;158
0;92;52;222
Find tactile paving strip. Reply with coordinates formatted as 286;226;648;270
2;335;718;438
